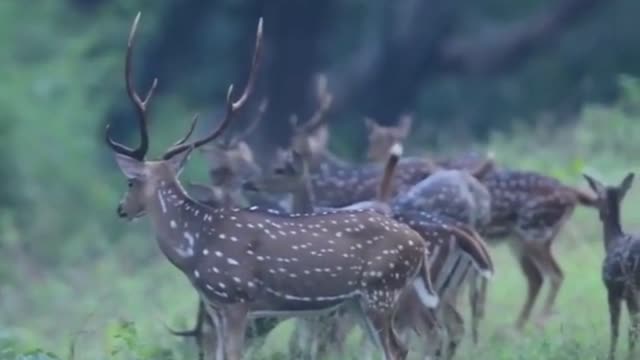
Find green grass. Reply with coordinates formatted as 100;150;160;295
3;197;640;359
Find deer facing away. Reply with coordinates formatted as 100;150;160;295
584;173;640;360
107;13;439;360
390;167;494;347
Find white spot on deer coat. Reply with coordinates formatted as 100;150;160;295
157;192;167;213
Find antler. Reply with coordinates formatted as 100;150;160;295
226;98;268;148
294;73;333;135
163;18;263;160
105;12;158;160
171;113;200;147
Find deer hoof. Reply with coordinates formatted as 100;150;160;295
496;326;523;341
534;311;557;329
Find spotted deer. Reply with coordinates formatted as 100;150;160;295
107;13;439;360
583;173;640;360
465;166;597;331
390;167;494;347
246;142;493;359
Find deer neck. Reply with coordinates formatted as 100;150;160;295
602;196;624;252
147;178;221;268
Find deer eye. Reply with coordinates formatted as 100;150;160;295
127;179;134;188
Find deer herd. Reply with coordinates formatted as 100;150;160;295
105;13;640;360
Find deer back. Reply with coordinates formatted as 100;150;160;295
391;169;492;229
480;169;588;240
310;157;435;208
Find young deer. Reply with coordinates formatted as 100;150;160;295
108;13;438;360
474;167;598;331
583;173;640;360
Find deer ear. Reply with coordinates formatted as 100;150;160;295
583;173;604;195
364;117;378;132
114;153;146;179
397;114;413;137
619;172;635;197
167;147;194;177
307;125;328;154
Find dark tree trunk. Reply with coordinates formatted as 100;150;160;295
254;0;333;159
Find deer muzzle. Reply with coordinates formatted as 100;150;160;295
117;204;127;218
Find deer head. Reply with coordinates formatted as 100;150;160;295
107;12;262;221
583;173;634;248
289;74;334;165
365;114;413;163
200;99;268;188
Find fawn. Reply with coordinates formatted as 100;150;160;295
584;173;640;360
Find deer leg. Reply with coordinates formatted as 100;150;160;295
469;273;488;344
625;291;640;360
167;300;208;360
607;287;623;360
360;305;407;360
440;301;464;360
317;312;352;359
218;304;249;360
535;244;564;327
204;306;226;360
515;253;543;332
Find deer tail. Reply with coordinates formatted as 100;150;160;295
377;143;403;204
449;225;494;279
469;152;496;179
572;187;598;208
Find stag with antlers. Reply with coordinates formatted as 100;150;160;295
107;13;439;360
583;173;640;360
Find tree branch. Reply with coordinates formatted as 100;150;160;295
437;0;606;75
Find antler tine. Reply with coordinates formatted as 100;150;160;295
297;73;333;135
227;98;268;148
105;12;157;160
163;17;263;160
171;113;200;147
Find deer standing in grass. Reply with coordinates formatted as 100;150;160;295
108;13;439;360
583;173;640;360
364;116;599;333
169;101;285;359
